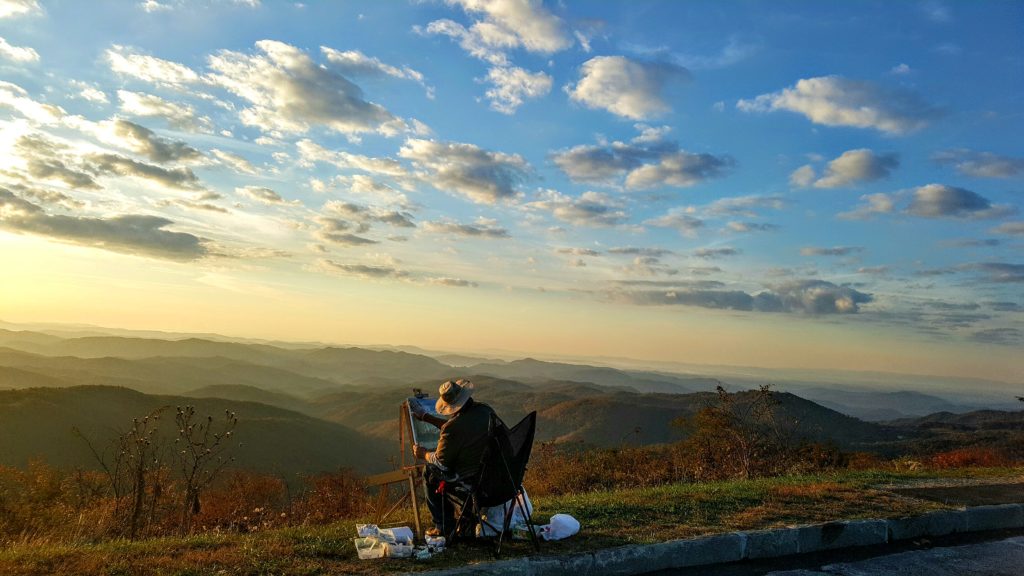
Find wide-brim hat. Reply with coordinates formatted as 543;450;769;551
436;379;474;416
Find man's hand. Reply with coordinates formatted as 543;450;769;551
409;401;426;420
412;444;428;460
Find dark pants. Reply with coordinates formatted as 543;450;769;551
425;466;456;534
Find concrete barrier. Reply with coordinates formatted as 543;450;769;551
416;504;1024;576
796;520;889;553
888;509;969;541
966;504;1024;532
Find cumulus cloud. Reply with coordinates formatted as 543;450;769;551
703;195;785;218
105;119;203;163
737;76;938;135
551;126;732;189
13;134;100;189
210;149;257;174
962;262;1024;284
526;189;628;227
0;0;42;19
990;222;1024;236
0;36;39;62
88;153;201;190
795;149;900;188
800;246;864;257
318;258;407;279
838;192;896;220
485;66;552;114
566;56;690;120
932;149;1024;178
206;40;401;136
297;139;408;177
557;247;600;256
423;219;510;239
906;184;1014;219
610;279;871;314
644;208;704;236
693;247;739;259
106;45;200;87
426;277;478;288
398;138;530;204
321;46;432;97
418;0;571;66
117;90;212;132
970;328;1023;346
314;217;378;246
236;185;291;205
0;187;209;260
0;81;64;124
607;246;673;257
726;221;779;233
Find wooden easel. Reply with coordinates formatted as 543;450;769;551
365;402;428;538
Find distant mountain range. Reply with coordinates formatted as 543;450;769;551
1;326;1021;475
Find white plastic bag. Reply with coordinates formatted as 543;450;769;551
540;513;579;541
477;489;533;537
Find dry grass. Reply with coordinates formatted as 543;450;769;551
4;466;1020;576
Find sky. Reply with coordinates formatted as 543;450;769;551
0;0;1021;382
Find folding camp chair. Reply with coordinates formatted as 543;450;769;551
444;411;540;557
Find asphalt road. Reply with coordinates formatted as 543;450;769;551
766;535;1024;575
653;531;1024;576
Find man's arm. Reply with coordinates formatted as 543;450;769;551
410;402;447;428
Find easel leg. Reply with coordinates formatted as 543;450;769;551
408;475;422;539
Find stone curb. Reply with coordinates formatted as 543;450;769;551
411;504;1024;576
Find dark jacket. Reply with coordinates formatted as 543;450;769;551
432;398;496;479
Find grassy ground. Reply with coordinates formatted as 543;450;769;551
2;467;1022;576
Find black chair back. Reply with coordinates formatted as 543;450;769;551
475;411;536;508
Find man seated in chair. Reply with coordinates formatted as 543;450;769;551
410;378;497;539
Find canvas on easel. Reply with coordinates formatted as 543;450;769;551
405;395;446;451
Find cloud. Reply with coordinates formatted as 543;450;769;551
0;0;41;19
320;46;432;97
0;81;64;124
726;221;779;233
670;37;757;70
423;220;510;239
621;255;678;277
566;56;690;120
796;149;899;188
970;328;1023;346
318;258;408;279
703;195;785;218
210;149;257;174
485;66;552;114
88;153;201;190
0;36;39;62
644;208;703;236
526;190;628;227
990;222;1024;236
106;119;203;163
941;238;1001;248
607;246;673;257
14;134;100;189
906;184;1014;219
297;139;408;177
4;183;83;210
419;0;571;66
236;185;291;205
207;40;401;136
625;151;733;189
398;138;530;204
557;247;600;256
737;76;938;135
962;262;1024;283
70;80;108;104
117;90;212;132
426;277;478;288
0;187;209;260
551;126;732;189
693;247;739;259
610;279;871;314
838;192;895;220
800;246;864;257
932;149;1024;178
106;45;200;88
314;217;378;246
890;63;912;75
